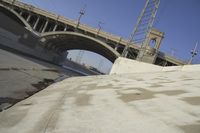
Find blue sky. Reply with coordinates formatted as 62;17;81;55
21;0;200;73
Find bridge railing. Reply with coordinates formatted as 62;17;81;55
158;51;187;65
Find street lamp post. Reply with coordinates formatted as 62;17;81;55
188;41;198;64
97;21;104;35
75;6;86;30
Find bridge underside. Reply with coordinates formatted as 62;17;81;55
41;32;120;63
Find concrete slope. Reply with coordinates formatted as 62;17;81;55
0;67;200;133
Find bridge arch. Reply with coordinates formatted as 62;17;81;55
41;32;120;63
0;4;32;30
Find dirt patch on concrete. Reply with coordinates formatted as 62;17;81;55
179;124;200;133
181;97;200;105
118;88;155;102
118;88;186;103
0;78;54;112
158;90;186;96
74;93;92;106
149;84;164;88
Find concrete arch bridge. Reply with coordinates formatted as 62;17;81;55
0;0;185;66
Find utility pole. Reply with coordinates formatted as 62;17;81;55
75;5;86;30
188;41;198;64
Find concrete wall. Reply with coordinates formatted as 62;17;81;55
182;65;200;72
110;57;162;74
110;57;200;74
0;11;63;64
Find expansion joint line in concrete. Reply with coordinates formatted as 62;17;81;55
43;91;68;133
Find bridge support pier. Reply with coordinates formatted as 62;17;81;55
26;14;31;22
33;17;40;30
42;20;49;33
114;43;119;51
64;26;67;31
53;24;58;31
19;11;23;16
114;45;118;51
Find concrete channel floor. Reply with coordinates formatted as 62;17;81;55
0;70;200;133
0;48;82;111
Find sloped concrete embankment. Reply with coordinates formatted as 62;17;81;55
0;60;200;133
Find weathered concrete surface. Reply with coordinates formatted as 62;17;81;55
0;66;200;133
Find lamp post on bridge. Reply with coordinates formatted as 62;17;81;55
75;5;86;30
188;41;198;64
97;21;104;35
